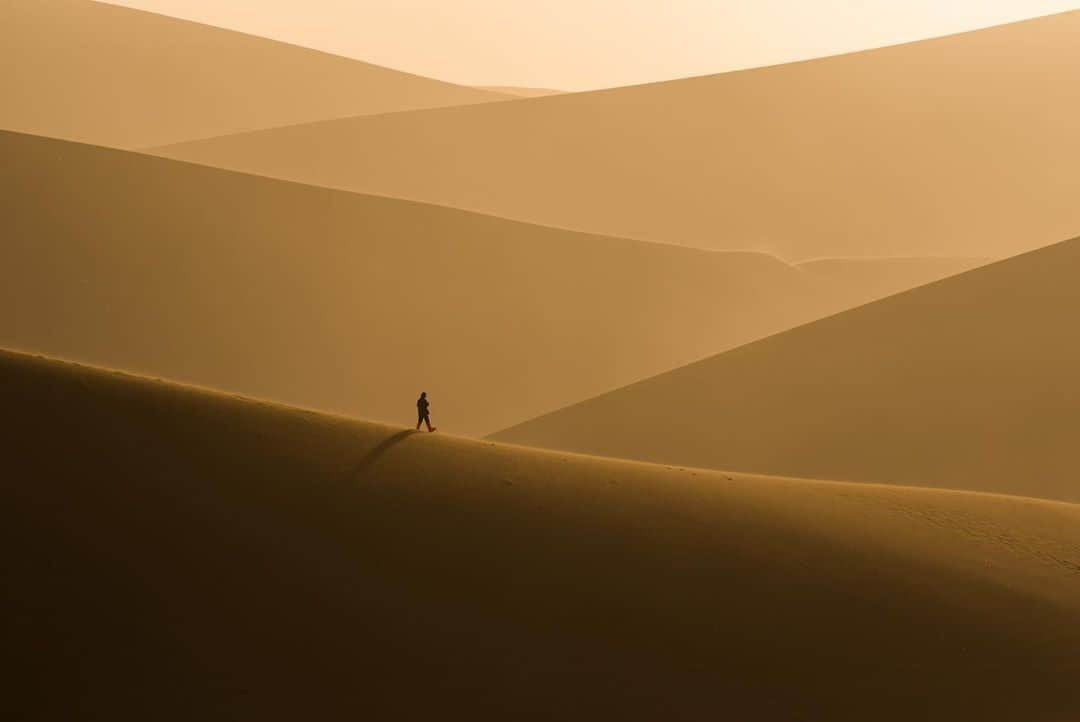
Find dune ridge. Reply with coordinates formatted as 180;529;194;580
3;348;1080;720
476;85;565;97
1;0;509;148
152;10;1080;260
1;130;988;436
494;234;1080;502
795;256;990;304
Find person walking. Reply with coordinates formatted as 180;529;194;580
416;392;437;432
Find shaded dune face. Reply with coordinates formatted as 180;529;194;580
0;0;508;148
0;130;982;436
494;236;1080;503
153;11;1080;260
3;349;1080;721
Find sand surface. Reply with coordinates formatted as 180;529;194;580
8;8;1079;720
1;130;984;436
796;256;990;302
495;236;1080;502
476;85;565;97
152;11;1080;260
1;0;508;148
3;348;1079;720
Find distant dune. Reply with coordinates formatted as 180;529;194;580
495;235;1080;502
0;0;508;148
476;85;565;97
4;349;1080;720
154;11;1080;260
797;256;990;304
2;130;971;437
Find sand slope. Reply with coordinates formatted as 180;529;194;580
476;85;565;97
797;256;990;305
154;11;1080;260
3;349;1080;720
1;0;508;148
495;236;1080;502
3;129;964;437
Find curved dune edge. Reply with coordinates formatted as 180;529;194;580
3;130;986;438
475;85;566;98
151;10;1080;260
4;348;1079;720
0;0;509;149
493;233;1080;503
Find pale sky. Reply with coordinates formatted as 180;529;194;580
101;0;1080;90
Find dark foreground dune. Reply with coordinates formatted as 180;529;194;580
494;235;1080;503
3;349;1079;720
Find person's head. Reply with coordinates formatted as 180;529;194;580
420;392;427;398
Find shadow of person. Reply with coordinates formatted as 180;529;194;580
351;429;416;478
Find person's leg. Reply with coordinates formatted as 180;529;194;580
425;415;436;432
416;413;423;430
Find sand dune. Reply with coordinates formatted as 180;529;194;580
1;0;508;149
495;235;1080;502
797;256;990;305
476;85;565;97
4;349;1080;720
153;11;1080;260
3;130;970;437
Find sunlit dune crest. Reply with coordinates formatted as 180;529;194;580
475;85;566;98
153;11;1080;260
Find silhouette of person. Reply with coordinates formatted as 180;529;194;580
416;392;437;432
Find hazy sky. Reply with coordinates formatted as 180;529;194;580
102;0;1079;90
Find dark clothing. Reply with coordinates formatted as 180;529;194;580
415;394;435;432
